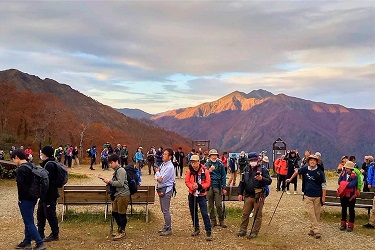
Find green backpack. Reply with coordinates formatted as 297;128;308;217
353;168;363;191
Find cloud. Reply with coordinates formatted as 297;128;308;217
0;1;374;112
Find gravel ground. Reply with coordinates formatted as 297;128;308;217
0;165;373;249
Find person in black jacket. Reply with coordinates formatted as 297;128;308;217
237;152;272;239
285;150;301;195
175;147;185;178
37;146;60;242
12;149;46;250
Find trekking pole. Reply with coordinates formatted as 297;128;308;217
109;215;114;236
222;194;226;219
267;190;285;226
193;194;197;229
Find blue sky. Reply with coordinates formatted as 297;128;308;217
0;1;374;113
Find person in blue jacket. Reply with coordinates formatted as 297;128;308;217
363;160;375;229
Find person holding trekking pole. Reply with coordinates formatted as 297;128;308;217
237;152;272;239
185;154;213;241
286;154;326;239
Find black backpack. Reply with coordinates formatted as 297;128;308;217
24;163;49;199
125;164;140;195
47;161;68;188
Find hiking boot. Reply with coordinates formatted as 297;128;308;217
314;233;321;239
33;243;46;250
247;233;257;239
43;234;59;242
286;191;291;195
219;221;227;228
347;227;353;232
15;242;32;249
159;229;172;236
237;230;246;237
191;228;200;236
113;231;126;241
308;230;315;236
363;223;375;229
294;191;297;195
211;220;217;227
158;228;166;233
339;225;347;231
205;231;213;241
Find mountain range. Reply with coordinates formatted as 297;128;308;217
0;69;192;156
148;90;375;169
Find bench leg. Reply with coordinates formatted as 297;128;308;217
61;205;66;222
145;204;148;223
105;204;108;221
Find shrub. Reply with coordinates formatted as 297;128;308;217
0;163;17;179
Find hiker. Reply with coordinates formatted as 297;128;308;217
237;152;272;239
120;145;128;167
54;146;63;163
175;147;185;179
37;146;60;242
72;146;79;168
154;147;163;168
237;151;248;174
286;154;326;239
89;145;96;170
65;145;73;168
227;153;238;187
205;149;227;228
275;155;287;191
12;149;47;250
147;146;156;175
362;156;373;192
363;160;375;229
185;154;213;241
155;148;176;236
338;161;358;232
25;146;33;163
285;150;300;195
135;147;144;170
315;152;325;171
261;156;269;170
114;144;121;157
220;152;228;174
300;150;311;194
337;156;348;174
100;147;109;170
101;154;130;240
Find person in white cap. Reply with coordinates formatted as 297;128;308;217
205;149;227;228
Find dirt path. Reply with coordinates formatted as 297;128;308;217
0;165;374;249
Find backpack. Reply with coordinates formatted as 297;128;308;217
86;148;92;157
47;161;68;188
352;168;363;191
229;157;236;169
125;164;140;195
24;163;49;199
257;165;270;197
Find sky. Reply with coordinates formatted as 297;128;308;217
0;1;374;114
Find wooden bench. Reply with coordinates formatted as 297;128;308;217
325;189;374;214
57;185;155;222
223;186;240;201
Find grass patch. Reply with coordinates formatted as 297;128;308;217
321;210;375;237
225;206;243;222
325;170;339;179
68;172;90;179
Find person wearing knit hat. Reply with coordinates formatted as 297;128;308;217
37;146;60;242
338;161;358;232
362;155;374;192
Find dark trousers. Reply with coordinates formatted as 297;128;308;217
175;163;183;177
148;160;155;175
19;199;43;245
66;156;72;167
363;178;370;192
112;212;127;232
120;157;128;167
37;200;59;238
102;159;108;170
188;194;212;232
286;180;297;191
90;156;96;169
340;197;356;224
277;175;286;191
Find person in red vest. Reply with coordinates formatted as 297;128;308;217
24;146;33;163
220;152;228;175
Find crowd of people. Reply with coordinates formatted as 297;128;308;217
7;143;375;248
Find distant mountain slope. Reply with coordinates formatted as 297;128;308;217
117;108;152;120
0;69;192;154
152;91;375;169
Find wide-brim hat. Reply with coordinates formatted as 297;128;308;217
190;155;200;162
247;152;258;161
307;154;319;162
262;156;269;163
208;149;219;156
344;161;355;170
